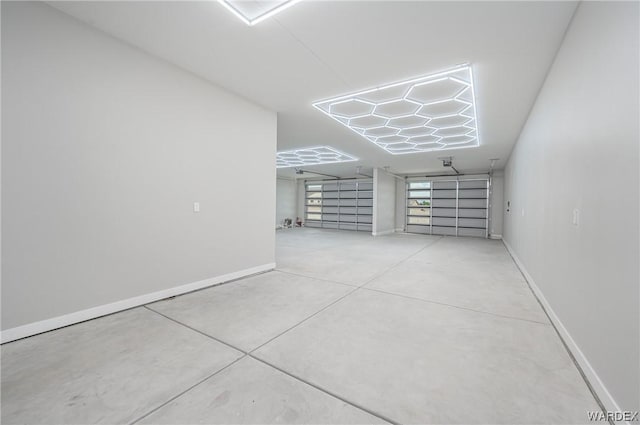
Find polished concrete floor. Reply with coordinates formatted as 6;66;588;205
1;229;600;424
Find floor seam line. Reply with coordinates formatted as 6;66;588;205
361;286;552;326
128;354;247;425
142;306;397;424
258;238;448;351
274;269;359;288
358;236;444;288
140;233;557;425
247;286;361;354
143;305;249;354
249;355;398;425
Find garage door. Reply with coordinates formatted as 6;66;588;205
305;180;373;232
406;179;488;237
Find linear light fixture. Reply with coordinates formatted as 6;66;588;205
217;0;302;26
313;64;480;155
277;146;358;168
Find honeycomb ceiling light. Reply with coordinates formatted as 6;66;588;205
276;146;357;168
313;65;480;155
218;0;302;26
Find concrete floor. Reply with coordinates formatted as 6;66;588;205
1;228;600;424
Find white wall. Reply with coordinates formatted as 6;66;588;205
489;172;504;238
392;179;406;234
1;2;277;337
296;179;306;222
372;169;396;236
503;1;639;413
276;177;297;227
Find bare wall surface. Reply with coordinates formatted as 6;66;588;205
503;1;639;412
296;179;306;221
1;1;277;330
372;168;396;235
490;172;504;238
276;178;297;227
394;178;405;231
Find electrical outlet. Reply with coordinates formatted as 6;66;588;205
572;209;579;226
193;202;200;213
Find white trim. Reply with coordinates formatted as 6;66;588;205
0;263;275;344
489;233;503;240
372;229;395;236
502;240;624;423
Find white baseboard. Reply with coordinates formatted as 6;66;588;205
372;229;395;236
0;263;275;344
395;227;404;232
502;240;623;421
489;233;503;240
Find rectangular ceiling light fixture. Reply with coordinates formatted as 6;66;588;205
313;64;479;155
218;0;302;26
276;146;357;168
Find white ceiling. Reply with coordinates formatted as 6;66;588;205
49;0;577;178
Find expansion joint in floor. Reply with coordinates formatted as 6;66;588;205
141;304;397;425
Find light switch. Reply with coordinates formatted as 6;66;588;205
521;208;525;217
193;202;200;213
572;209;579;226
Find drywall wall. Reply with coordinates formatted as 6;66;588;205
394;178;405;231
372;168;396;236
1;2;277;335
489;172;504;238
503;1;639;413
296;179;306;222
276;177;297;227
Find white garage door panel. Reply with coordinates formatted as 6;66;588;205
434;189;457;199
432;199;457;208
432;226;457;236
432;217;457;227
305;180;374;233
339;223;358;231
458;228;487;237
458;218;487;228
458;209;487;218
431;208;457;217
406;224;430;234
459;199;487;208
406;179;489;238
459;180;487;189
458;188;488;199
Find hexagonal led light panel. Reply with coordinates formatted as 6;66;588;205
313;65;480;155
218;0;302;26
276;146;357;168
